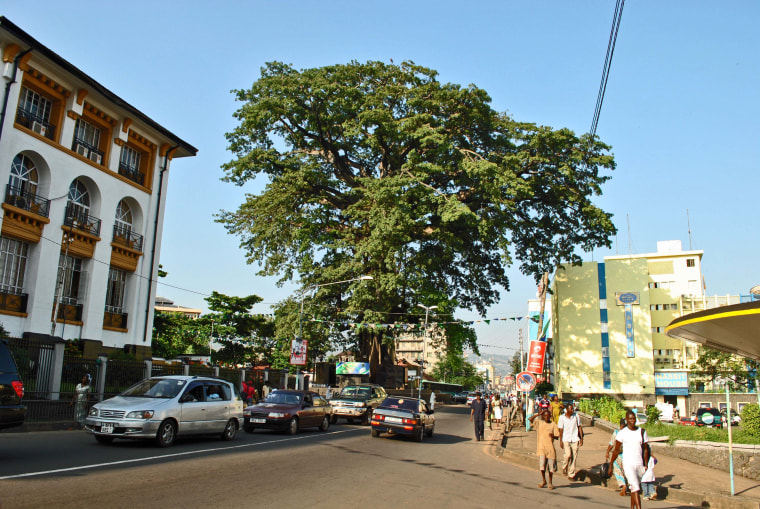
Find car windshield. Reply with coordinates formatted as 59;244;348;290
380;398;419;412
121;378;186;398
265;392;302;405
340;387;371;397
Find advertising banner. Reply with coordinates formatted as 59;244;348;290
336;362;370;375
290;339;308;366
625;304;635;357
526;340;547;374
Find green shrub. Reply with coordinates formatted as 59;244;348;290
646;405;661;424
741;404;760;439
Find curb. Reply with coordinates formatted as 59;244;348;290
3;421;78;433
489;431;760;509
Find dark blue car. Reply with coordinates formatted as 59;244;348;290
370;396;435;442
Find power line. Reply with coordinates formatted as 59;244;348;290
590;0;625;137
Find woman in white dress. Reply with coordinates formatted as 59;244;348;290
492;394;503;423
71;374;91;428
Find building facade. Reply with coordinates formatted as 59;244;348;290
552;240;704;413
0;18;196;357
394;325;446;371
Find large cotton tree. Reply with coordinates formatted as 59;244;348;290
219;61;616;380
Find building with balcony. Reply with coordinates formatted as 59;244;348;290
394;325;446;371
0;18;196;357
552;240;704;413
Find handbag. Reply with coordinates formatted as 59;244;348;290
599;462;611;480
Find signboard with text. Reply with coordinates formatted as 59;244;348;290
526;340;547;374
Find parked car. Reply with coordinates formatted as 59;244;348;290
679;416;696;426
328;384;386;425
452;392;469;404
466;393;478;406
243;390;331;434
370;395;435;442
634;412;647;427
694;408;723;428
85;375;244;447
721;408;741;426
0;340;25;430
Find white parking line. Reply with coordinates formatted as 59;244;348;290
0;428;362;480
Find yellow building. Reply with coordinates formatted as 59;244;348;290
553;240;703;410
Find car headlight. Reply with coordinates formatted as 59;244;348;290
268;412;287;418
88;407;99;417
125;410;155;419
243;410;251;417
354;402;367;408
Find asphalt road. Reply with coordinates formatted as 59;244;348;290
0;406;687;508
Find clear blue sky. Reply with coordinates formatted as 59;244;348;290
5;1;758;361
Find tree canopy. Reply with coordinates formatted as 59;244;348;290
218;61;616;378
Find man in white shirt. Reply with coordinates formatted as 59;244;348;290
557;403;584;480
608;410;650;509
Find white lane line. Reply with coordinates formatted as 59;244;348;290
0;428;363;480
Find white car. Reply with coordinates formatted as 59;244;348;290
84;375;244;447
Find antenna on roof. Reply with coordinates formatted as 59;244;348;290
687;209;693;250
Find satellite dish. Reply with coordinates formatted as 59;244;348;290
751;285;760;296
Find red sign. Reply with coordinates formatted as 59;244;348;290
516;371;537;392
290;339;308;366
526;340;547;374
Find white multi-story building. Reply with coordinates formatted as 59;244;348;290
0;18;196;358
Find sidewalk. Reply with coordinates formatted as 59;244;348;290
485;417;760;509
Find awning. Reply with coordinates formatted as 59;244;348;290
665;300;760;359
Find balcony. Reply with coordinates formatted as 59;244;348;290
56;302;83;322
15;108;56;141
64;206;101;237
103;308;128;330
118;162;146;186
5;185;50;218
71;137;105;166
112;224;143;252
0;287;28;315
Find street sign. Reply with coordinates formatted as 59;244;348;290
516;371;537;392
526;340;547;374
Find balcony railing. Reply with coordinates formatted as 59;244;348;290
63;205;101;237
0;287;28;314
57;302;83;322
4;184;51;218
112;224;143;252
118;162;146;186
103;309;128;329
15;108;56;141
71;137;105;166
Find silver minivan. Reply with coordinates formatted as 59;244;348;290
84;375;244;447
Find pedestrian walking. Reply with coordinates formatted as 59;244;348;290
492;394;502;424
470;392;487;441
558;403;584;480
529;409;560;490
608;410;650;509
606;418;629;496
325;385;332;400
70;374;91;428
429;390;436;410
550;395;562;423
641;453;658;500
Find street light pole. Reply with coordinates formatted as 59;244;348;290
417;304;437;400
297;275;373;390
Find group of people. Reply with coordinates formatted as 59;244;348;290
524;401;657;509
240;380;275;405
468;392;522;440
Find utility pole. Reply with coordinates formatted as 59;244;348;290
519;329;524;371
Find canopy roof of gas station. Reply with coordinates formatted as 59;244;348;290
666;300;760;360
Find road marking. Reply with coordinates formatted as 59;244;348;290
0;428;362;480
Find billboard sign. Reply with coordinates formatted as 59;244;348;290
336;362;370;376
290;339;308;366
526;340;547;374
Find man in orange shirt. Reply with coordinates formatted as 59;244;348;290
529;408;560;489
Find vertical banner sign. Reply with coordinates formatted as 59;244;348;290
290;339;308;366
625;304;635;357
526;340;547;374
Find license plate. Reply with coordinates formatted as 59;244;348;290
100;422;114;434
384;417;402;423
251;418;266;424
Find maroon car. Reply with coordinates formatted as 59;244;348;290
243;390;332;435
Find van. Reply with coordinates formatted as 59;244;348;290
0;340;26;430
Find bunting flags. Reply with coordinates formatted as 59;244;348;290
307;315;524;329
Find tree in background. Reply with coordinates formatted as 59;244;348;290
219;61;616;380
430;351;484;391
151;312;209;359
509;351;525;375
693;347;760;390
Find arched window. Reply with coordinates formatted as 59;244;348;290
114;200;132;235
9;154;39;196
65;179;90;223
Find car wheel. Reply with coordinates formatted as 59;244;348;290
94;435;114;444
155;419;177;447
319;415;330;432
330;415;338;425
414;426;424;442
243;424;255;433
426;424;434;438
371;428;380;438
221;419;238;441
287;417;299;435
362;408;372;426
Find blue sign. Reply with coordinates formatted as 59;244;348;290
625;304;635;357
616;292;640;305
